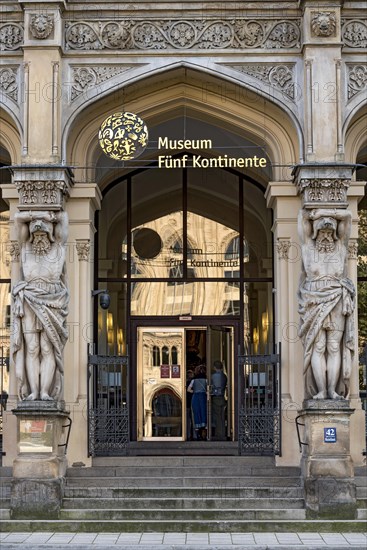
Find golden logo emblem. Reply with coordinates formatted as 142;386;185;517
98;112;148;160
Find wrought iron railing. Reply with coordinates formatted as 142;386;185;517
238;344;281;456
87;352;129;456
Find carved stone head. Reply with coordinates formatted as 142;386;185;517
311;12;337;38
29;14;54;40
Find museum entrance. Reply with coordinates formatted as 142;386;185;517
137;324;235;442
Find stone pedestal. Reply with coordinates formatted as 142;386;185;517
299;399;356;518
10;401;70;519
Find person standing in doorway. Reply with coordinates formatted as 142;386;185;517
211;360;227;440
187;365;207;440
186;369;194;440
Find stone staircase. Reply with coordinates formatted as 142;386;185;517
1;458;366;532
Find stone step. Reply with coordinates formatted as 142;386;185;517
355;476;367;487
0;508;10;519
0;467;12;477
64;476;302;488
1;519;366;533
66;466;301;478
63;485;304;499
59;508;307;521
356;487;367;498
62;497;305;510
357;508;367;519
92;456;276;467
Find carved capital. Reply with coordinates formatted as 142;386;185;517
29;14;54;40
311;11;337;38
297;179;350;208
348;241;358;259
15;181;70;211
76;240;91;261
276;239;291;260
8;241;20;262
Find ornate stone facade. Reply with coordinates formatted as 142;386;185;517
342;20;367;48
14;181;70;210
276;239;291;260
76;240;91;261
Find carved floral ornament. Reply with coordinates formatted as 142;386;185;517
297;179;350;205
76;240;91;261
0;23;24;50
342;20;367;48
71;65;135;101
29;14;54;39
347;64;367;100
0;67;18;102
348;241;358;260
15;181;70;208
8;241;20;263
65;19;301;50
276;239;291;260
227;64;296;100
311;11;337;38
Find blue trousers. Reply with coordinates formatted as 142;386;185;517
191;392;207;428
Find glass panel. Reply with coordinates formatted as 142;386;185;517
98;181;127;278
131;168;182;278
97;282;127;356
131;281;240;316
139;329;184;439
243;183;272;278
187;168;240;278
243;282;273;353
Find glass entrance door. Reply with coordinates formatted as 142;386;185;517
138;328;185;441
137;325;235;442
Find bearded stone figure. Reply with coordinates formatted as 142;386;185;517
298;209;355;400
12;211;69;401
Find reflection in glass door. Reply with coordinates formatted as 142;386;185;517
138;328;185;441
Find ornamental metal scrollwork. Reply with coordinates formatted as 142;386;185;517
0;67;18;102
342;20;367;48
0;23;24;51
227;64;295;100
65;19;301;50
347;64;367;100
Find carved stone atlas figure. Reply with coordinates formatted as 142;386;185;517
298;209;355;400
12;211;69;401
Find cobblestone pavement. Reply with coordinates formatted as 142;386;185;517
0;532;366;549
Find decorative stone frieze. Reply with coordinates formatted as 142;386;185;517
225;64;295;100
0;67;18;102
65;19;301;51
0;23;24;51
297;179;350;209
310;12;337;38
29;14;54;40
76;240;91;261
276;239;291;260
347;64;367;100
342;20;367;48
348;241;358;260
71;65;136;101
